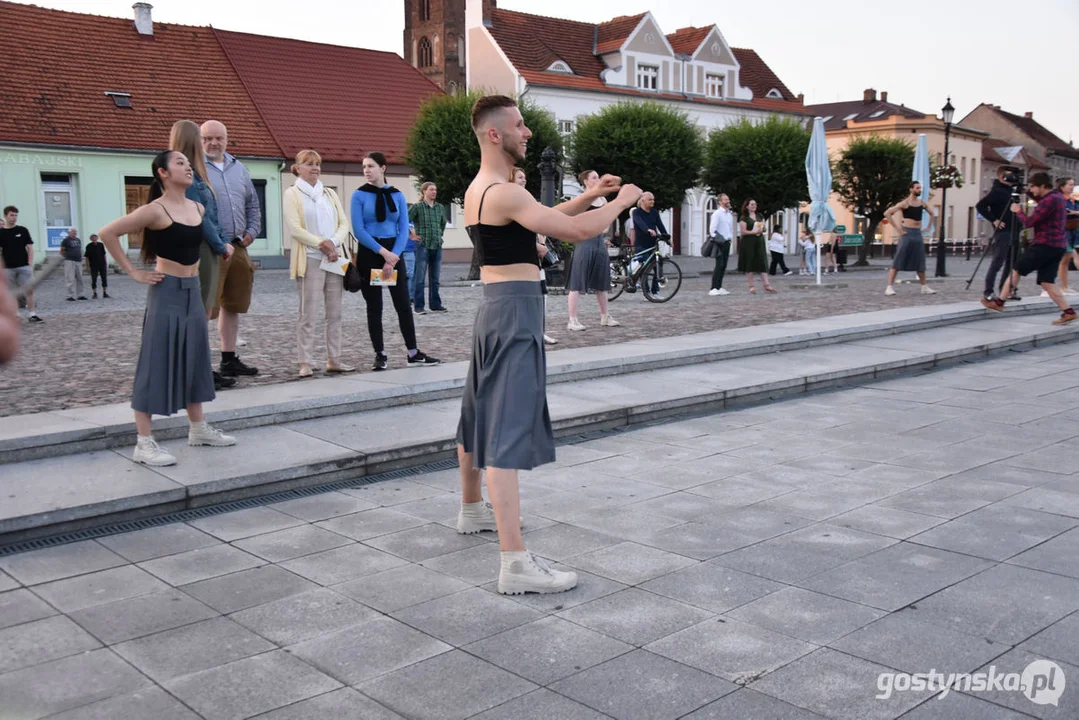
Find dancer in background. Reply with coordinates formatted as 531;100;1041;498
97;150;236;467
883;181;937;296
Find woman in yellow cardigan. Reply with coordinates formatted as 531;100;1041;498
284;150;355;378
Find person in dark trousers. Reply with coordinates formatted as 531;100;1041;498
351;152;440;371
85;233;109;298
976;166;1020;300
707;193;734;296
0;206;42;322
768;227;792;275
982;172;1076;324
60;228;87;301
631;192;667;296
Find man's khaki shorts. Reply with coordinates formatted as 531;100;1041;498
212;242;255;317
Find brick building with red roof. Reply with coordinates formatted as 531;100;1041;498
1;1;455;265
960;104;1079;183
405;0;807;256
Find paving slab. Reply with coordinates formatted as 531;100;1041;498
970;648;1079;719
252;687;406;720
179;565;319;614
137;543;265;586
331;563;471;614
279;542;409;586
95;523;221;563
231;524;355;563
0;648;150;719
0;540;127;586
45;687;203;720
229;588;377;646
0;587;57;630
32;565;170;613
469;689;611;720
390;586;542;646
683;688;828;719
67;588;217;645
557;587;713;647
728;587;885;646
0;615;102;674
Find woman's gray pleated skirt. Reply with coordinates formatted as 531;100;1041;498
457;281;555;470
566;234;611;293
893;227;927;272
131;274;215;417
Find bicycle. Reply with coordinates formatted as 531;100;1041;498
608;236;682;303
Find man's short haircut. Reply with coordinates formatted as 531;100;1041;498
2;206;16;215
420;181;436;193
1029;171;1052;189
998;165;1017;177
90;233;98;239
471;95;517;132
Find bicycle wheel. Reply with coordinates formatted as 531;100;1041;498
643;258;681;303
608;259;626;301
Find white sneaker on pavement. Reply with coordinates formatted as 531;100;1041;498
188;421;237;447
921;285;937;295
498;551;578;595
567;318;586;332
885;286;897;296
457;501;497;534
600;313;620;327
708;288;722;296
132;436;177;466
544;334;558;345
717;288;730;295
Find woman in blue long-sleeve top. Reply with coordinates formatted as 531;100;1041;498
351;152;440;371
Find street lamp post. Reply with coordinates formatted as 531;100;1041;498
935;97;955;277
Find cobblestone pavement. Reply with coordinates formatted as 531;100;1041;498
2;345;1078;718
2;257;1001;417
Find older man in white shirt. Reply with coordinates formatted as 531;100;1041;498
708;193;735;296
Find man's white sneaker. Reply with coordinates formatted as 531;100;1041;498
567;318;586;332
717;288;730;295
921;285;937;295
885;286;897;296
498;551;578;595
457;501;498;534
600;314;620;327
708;288;722;296
544;334;558;345
188;422;237;447
132;437;177;467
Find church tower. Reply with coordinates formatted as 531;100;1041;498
403;0;495;91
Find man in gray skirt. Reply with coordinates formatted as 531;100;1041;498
455;94;641;595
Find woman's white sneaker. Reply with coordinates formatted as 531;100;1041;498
885;286;897;296
457;501;498;534
498;551;578;595
188;422;237;447
600;314;620;327
567;318;586;332
132;437;177;467
921;285;937;295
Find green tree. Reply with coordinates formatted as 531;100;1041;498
701;116;810;219
832;135;915;265
570;101;704;213
404;90;563;278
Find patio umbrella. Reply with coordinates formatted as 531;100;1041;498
805;117;836;284
913;134;932;232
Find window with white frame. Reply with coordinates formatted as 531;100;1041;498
558;119;574;135
636;63;659;91
766;88;784;100
705;74;724;99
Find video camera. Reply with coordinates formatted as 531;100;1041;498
1002;168;1026;198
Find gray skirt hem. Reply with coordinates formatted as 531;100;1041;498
457;281;556;471
892;228;927;273
566;234;612;293
131;275;215;417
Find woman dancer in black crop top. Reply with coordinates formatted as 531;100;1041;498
455;94;642;596
98;150;236;468
883;181;937;296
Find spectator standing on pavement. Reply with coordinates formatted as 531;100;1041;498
0;206;42;322
768;226;792;276
85;234;109;299
512;166;558;345
283;149;354;379
632;191;667;296
800;228;817;275
976;166;1019;300
408;182;449;314
351;151;440;371
883;181;937;296
566;170;618;332
737;199;775;293
96;150;236;467
707;193;734;296
1054;177;1077;296
201;120;261;380
982;171;1077;324
60;228;87;301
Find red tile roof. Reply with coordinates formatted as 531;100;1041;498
486;9;802;111
0;1;280;157
666;26;712;56
991;106;1079;161
595;13;647;54
214;30;442;164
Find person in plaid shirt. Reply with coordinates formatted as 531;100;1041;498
982;172;1076;324
408;182;448;313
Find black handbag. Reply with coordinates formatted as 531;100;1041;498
702;237;718;258
342;234;364;293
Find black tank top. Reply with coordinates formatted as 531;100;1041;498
148;202;203;266
466;183;540;267
902;204;924;220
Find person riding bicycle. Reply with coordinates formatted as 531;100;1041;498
630;191;667;296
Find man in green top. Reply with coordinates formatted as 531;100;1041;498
408;182;448;313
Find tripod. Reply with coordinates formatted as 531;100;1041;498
965;186;1022;299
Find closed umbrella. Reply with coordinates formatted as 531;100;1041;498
912;134;932;232
805;117;836;284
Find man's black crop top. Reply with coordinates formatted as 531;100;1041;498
902;204;925;221
465;183;540;267
149;202;203;266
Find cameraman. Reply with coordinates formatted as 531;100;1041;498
981;172;1076;324
975;166;1018;300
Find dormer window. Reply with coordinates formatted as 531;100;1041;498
705;74;724;99
869;109;886;118
766;88;784;100
636;63;659;91
843;112;858;121
546;60;573;74
105;91;132;108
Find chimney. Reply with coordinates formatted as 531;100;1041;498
863;88;876;104
880;91;888;103
466;0;495;29
1025;111;1033;119
133;2;153;36
796;93;804;104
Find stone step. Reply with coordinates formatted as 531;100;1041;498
0;306;1075;546
0;301;1060;467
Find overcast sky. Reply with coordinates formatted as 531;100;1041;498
15;0;1079;144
